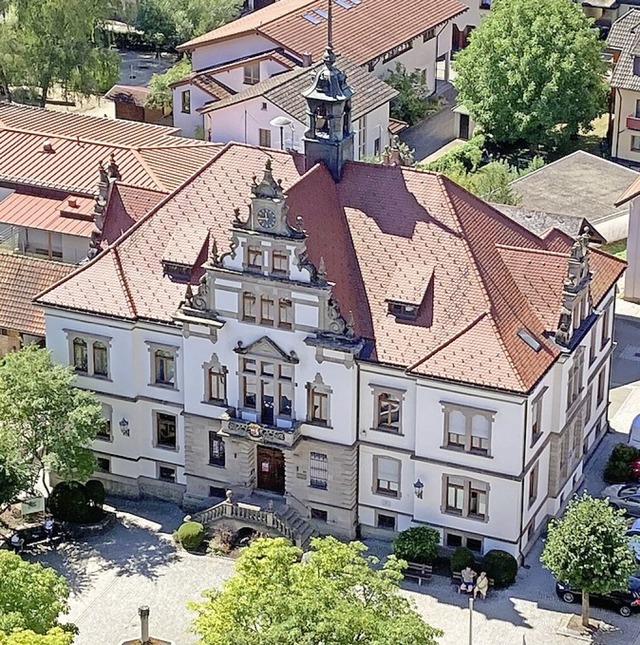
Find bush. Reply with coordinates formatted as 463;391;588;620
177;521;205;551
481;549;518;587
393;526;440;565
424;134;486;174
451;546;475;573
84;479;105;508
48;481;89;522
604;443;640;483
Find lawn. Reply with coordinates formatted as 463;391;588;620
600;238;627;260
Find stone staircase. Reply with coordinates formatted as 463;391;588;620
191;498;319;550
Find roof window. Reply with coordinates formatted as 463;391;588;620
303;12;322;24
388;302;418;320
517;328;542;352
634;55;640;76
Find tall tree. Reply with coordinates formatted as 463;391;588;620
12;0;119;106
541;493;636;627
0;345;104;504
0;629;73;645
191;536;442;645
0;551;71;635
0;9;26;102
146;57;190;109
454;0;607;149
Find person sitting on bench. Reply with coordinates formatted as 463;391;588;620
474;571;489;600
10;533;25;554
459;566;477;594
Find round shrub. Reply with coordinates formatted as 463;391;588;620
393;526;440;565
85;479;106;508
604;443;640;483
48;481;89;522
481;549;518;588
451;546;475;573
177;521;205;551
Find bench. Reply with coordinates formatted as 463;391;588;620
451;571;495;596
404;561;433;586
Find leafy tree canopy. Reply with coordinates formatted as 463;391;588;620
191;536;442;645
0;628;73;645
541;493;637;626
0;551;71;635
146;57;191;109
385;64;440;126
0;345;104;507
454;0;608;149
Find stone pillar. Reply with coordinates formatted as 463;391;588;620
625;198;640;301
138;606;150;644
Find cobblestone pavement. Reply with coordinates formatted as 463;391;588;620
27;309;640;645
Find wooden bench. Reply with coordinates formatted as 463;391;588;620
404;561;433;586
451;571;495;596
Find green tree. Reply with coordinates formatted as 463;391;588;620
385;63;439;126
146;57;190;109
0;628;73;645
454;0;607;149
0;551;71;635
0;345;104;504
0;9;26;102
541;493;636;627
12;0;119;106
191;536;442;645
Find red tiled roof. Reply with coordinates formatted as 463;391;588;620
0;103;221;195
37;145;625;393
104;85;150;107
179;0;467;68
0;253;75;336
0;191;95;237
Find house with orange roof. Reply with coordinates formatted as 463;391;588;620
36;46;623;559
0;102;220;352
172;0;466;140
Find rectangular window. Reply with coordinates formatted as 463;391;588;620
445;533;463;548
567;351;584;409
96;456;110;473
468;485;487;519
422;27;436;42
243;375;257;409
156;413;177;449
376;393;401;432
528;463;539;506
309;452;328;489
181;90;191;114
271;250;288;274
636;98;640;118
260;297;275;325
601;307;610;348
470;415;490;455
443;404;494;455
466;537;482;552
277;298;293;330
310;389;329;424
585;386;593;423
597;368;606;405
73;338;88;373
531;395;543;445
632;135;640;152
374;137;381;157
96;404;112;441
375;456;400;497
443;476;489;521
208;368;226;404
209;433;226;467
311;508;328;522
589;329;597;365
447;410;466;449
359;115;367;158
242;292;256;321
377;513;396;530
279;382;293;418
259;128;271;148
154;350;175;386
158;465;176;483
243;62;260;85
446;478;465;514
247;246;263;270
93;342;108;377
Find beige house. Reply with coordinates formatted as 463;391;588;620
608;10;640;164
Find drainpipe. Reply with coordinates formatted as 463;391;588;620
354;358;361;539
518;401;528;564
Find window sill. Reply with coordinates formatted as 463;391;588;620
149;382;178;391
306;419;332;429
309;484;328;491
600;337;611;351
371;426;403;436
374;490;399;498
209;462;225;468
440;445;492;458
467;514;488;523
202;399;228;407
95;436;113;443
76;372;113;382
530;433;542;448
155;444;178;452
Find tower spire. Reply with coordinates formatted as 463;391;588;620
325;0;335;66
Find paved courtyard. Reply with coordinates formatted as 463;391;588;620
24;305;640;645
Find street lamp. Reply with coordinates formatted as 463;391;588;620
270;116;293;150
413;479;424;499
119;417;130;436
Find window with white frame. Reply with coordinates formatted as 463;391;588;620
155;412;177;450
528;463;539;506
154;349;176;387
181;90;190;114
96;403;112;441
442;476;489;521
243;63;260;85
374;456;401;497
309;452;328;489
158;464;176;483
585;385;593;423
204;354;227;404
531;394;543;446
442;402;494;455
307;374;332;426
68;333;111;377
239;357;294;423
371;387;404;433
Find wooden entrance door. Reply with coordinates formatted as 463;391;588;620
459;113;470;140
257;446;285;493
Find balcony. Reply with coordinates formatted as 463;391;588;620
221;413;301;448
627;115;640;131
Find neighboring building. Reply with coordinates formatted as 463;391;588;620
200;55;397;156
608;10;640;165
36;45;624;561
452;0;491;50
104;85;169;125
510;150;638;242
614;173;640;299
172;0;466;137
0;102;220;354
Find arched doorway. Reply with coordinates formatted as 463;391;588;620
257;446;285;493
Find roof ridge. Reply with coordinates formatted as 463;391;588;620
112;246;137;318
131;149;167;192
495;243;569;258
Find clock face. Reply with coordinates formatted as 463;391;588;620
256;207;276;229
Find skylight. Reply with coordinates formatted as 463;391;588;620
303;12;322;24
315;7;328;18
334;0;352;8
517;328;542;352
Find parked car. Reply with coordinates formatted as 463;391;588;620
601;484;640;516
556;582;640;617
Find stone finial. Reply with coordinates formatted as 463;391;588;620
317;256;327;283
233;207;243;226
346;310;356;337
184;284;194;308
210;237;220;265
107;153;120;180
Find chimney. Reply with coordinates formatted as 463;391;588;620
68;197;79;209
138;606;150;644
42;140;54;153
301;52;313;67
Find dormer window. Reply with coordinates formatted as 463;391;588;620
388;301;418;320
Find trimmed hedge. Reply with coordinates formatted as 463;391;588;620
481;550;518;588
49;481;89;522
451;546;476;573
177;521;205;551
85;479;105;508
393;526;440;565
604;443;640;483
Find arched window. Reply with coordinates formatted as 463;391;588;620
93;342;108;377
73;338;88;373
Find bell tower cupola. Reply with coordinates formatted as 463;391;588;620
302;0;354;181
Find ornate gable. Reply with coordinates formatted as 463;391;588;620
234;336;299;363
